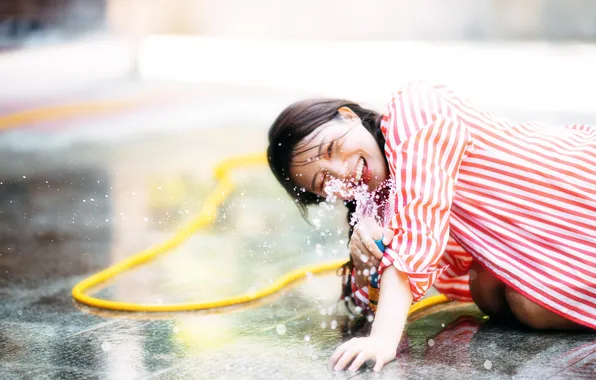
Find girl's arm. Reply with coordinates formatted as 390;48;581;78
330;265;413;373
370;266;413;347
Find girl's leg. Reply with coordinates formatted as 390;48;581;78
469;261;514;320
504;287;589;331
469;260;589;331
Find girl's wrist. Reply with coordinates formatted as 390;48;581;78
369;330;400;351
370;321;403;344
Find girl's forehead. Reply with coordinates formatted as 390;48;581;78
289;134;327;185
292;125;329;159
295;121;343;152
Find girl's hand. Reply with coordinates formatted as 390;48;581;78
329;336;398;373
349;217;394;270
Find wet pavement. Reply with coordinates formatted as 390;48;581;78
1;83;595;379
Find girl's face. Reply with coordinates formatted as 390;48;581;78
290;107;389;201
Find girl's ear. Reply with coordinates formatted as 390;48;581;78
337;106;360;123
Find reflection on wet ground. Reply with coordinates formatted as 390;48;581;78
1;88;595;379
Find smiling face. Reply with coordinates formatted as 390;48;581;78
289;107;389;201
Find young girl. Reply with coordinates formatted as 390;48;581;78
267;81;595;373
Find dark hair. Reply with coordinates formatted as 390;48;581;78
267;98;386;310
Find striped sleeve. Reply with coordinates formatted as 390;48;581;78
377;82;474;302
350;268;371;312
433;238;474;302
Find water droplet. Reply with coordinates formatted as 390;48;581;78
22;176;26;179
484;360;492;370
320;321;327;329
469;269;477;280
428;339;435;347
441;323;445;327
276;324;286;335
304;335;310;342
366;314;374;322
17;310;22;316
330;320;338;329
101;341;111;352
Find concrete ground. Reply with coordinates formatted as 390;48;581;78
1;79;595;380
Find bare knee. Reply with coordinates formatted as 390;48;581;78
469;262;509;318
504;287;582;331
505;287;550;329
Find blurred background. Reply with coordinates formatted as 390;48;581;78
1;0;596;110
1;2;596;379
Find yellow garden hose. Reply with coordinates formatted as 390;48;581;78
0;95;450;314
71;152;449;313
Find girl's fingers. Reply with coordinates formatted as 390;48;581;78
363;239;384;260
351;237;374;266
354;242;381;268
352;228;384;271
347;352;369;373
333;349;358;371
329;344;348;369
355;227;384;259
382;229;395;246
370;257;380;268
373;359;386;372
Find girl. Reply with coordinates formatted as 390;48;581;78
267;81;595;373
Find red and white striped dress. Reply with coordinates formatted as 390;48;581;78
351;81;596;330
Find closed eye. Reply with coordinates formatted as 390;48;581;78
327;141;334;158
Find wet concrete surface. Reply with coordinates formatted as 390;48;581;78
1;84;595;379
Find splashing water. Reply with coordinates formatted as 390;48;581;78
323;178;395;227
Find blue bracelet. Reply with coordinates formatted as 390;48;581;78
370;237;385;288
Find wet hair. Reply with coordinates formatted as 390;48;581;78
267;98;386;310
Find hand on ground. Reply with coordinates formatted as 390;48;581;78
329;336;397;373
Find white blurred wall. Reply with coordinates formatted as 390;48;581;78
107;0;596;40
